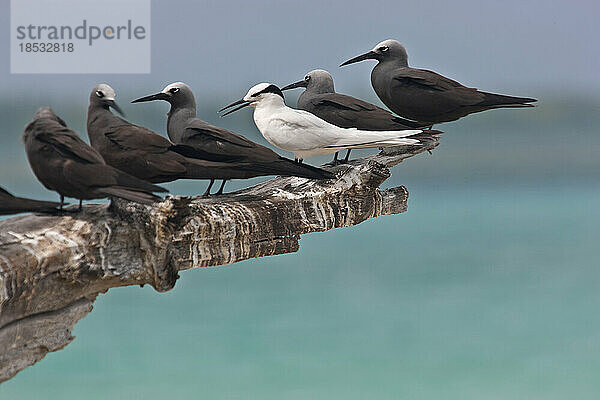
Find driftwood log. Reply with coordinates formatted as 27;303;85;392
0;136;439;383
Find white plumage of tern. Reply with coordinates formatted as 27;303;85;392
220;83;426;162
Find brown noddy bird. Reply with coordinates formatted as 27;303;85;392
340;40;537;125
0;186;64;215
131;82;335;195
281;69;428;163
23;107;167;209
89;84;332;196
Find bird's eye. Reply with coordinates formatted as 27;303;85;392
378;46;389;52
304;75;311;81
96;90;104;98
169;87;180;94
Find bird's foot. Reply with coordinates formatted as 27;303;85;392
326;158;348;166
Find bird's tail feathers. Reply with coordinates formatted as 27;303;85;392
330;129;424;149
112;170;168;193
479;92;537;107
391;116;429;129
100;187;163;205
255;159;335;180
328;138;419;149
18;198;63;210
101;168;167;205
485;103;536;109
181;157;335;180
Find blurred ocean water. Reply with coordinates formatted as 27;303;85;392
1;182;598;399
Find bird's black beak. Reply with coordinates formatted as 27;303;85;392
107;100;125;116
281;80;308;91
218;99;251;117
131;92;170;103
340;50;378;67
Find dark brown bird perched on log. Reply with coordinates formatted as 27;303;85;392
0;186;64;215
131;82;335;195
23;107;167;210
341;40;537;125
88;84;333;197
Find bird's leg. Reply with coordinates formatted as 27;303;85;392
298;159;303;164
78;199;83;211
332;152;339;164
343;149;352;163
203;179;215;196
215;180;227;195
59;195;64;211
425;125;434;154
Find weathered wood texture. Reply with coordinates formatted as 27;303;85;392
0;137;439;383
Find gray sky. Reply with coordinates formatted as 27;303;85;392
0;0;598;101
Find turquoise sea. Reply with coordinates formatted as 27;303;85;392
1;183;599;399
1;96;599;398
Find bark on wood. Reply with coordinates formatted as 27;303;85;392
0;137;439;383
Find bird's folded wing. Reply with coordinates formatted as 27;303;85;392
391;68;485;106
392;68;467;91
270;111;339;149
104;125;192;175
185;119;256;148
280;108;333;130
63;161;166;193
313;95;424;129
36;127;105;165
146;157;188;175
103;123;203;174
314;95;379;112
105;123;174;152
168;142;245;164
63;162;117;188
